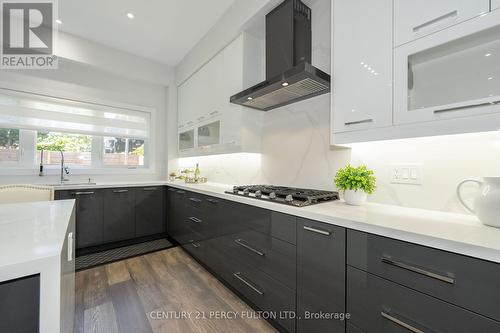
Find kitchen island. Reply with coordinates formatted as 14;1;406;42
0;200;76;333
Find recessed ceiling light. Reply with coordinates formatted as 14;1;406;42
126;12;135;19
247;97;253;100
281;82;289;87
488;77;494;80
55;19;62;24
485;53;492;57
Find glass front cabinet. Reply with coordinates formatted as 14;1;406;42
394;9;500;124
178;128;195;151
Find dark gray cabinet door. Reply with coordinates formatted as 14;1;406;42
169;189;188;243
297;218;346;333
103;188;135;243
0;274;39;333
166;187;177;237
59;189;104;249
135;187;165;237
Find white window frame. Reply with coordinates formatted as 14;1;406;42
0;87;157;176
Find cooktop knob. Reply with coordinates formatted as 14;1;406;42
269;192;276;199
285;194;293;202
255;190;262;198
233;187;239;194
243;188;250;196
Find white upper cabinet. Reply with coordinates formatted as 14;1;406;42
394;0;490;47
332;0;393;133
177;33;263;155
493;0;500;11
394;10;500;124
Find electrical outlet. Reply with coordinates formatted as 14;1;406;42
390;165;423;185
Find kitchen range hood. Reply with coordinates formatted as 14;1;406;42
230;0;330;111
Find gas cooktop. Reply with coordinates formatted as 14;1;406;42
225;185;339;207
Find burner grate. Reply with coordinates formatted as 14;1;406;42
226;185;339;207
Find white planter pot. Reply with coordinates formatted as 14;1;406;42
344;189;367;206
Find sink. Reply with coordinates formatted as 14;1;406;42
43;182;97;187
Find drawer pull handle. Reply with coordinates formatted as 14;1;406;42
345;119;373;126
191;242;200;248
176;190;186;194
72;191;94;195
209;110;219;115
189;197;202;203
189;217;202;223
381;312;425;333
303;225;331;236
413;10;458;33
113;189;129;193
381;256;455;284
168;188;177;192
233;272;264;295
143;187;158;191
235;239;265;256
433;100;500;114
206;198;218;204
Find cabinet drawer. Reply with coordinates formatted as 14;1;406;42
348;230;500;321
394;0;489;46
347;266;500;333
218;200;296;244
223;230;296;289
222;256;296;333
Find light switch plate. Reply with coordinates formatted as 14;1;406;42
390;164;423;185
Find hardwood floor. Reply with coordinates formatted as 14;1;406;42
75;246;277;333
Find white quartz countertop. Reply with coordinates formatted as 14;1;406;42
165;181;500;264
38;179;500;263
0;200;75;274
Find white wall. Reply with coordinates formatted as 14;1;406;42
0;32;174;184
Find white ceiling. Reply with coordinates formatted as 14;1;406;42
58;0;237;66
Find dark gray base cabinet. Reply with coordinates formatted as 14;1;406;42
56;186;166;251
167;187;350;333
297;218;346;333
0;274;39;333
57;190;104;248
347;266;500;332
347;230;500;323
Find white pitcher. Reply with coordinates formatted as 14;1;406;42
457;177;500;228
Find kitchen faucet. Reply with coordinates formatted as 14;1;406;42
60;151;70;183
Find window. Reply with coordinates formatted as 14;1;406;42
37;132;92;166
103;137;145;167
0;89;153;172
0;128;20;163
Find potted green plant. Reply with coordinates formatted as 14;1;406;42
334;165;376;206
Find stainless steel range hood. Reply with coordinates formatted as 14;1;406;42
230;0;331;111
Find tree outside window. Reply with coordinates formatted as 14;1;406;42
37;132;92;166
0;128;20;162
